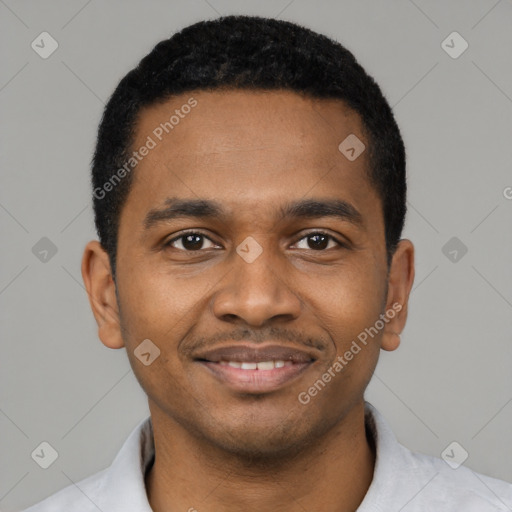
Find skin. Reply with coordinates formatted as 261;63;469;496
82;89;414;512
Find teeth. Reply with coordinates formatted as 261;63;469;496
220;360;289;370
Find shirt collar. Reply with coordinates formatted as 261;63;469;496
96;414;155;512
94;401;417;512
357;401;426;511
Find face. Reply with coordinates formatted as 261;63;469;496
83;89;414;459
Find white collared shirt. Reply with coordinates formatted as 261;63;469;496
23;402;512;511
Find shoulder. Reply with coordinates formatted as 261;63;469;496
363;402;512;511
21;415;154;512
21;468;108;512
398;444;512;511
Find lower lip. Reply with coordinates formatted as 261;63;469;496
198;361;313;393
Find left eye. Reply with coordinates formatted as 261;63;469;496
294;232;342;251
164;231;342;252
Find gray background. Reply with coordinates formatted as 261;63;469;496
1;0;511;510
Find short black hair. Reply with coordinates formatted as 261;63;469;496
92;15;406;280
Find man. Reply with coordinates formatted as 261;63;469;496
24;14;512;512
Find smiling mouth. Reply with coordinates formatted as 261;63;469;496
215;360;295;370
198;359;314;393
193;343;318;393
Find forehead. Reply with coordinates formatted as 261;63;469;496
136;89;365;163
121;89;380;230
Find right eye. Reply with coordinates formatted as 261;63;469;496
164;231;220;252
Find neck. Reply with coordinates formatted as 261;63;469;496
145;401;376;512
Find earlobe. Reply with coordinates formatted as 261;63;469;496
81;241;125;349
381;331;401;352
381;239;415;352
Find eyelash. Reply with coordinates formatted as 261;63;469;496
164;230;346;252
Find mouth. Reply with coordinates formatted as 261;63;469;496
193;344;317;393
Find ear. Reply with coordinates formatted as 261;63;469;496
81;240;125;349
381;239;415;352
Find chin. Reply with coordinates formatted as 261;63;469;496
203;412;334;465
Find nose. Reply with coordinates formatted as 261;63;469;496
211;243;302;327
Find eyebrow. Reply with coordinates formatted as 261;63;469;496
143;197;363;230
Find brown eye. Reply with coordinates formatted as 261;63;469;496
294;232;343;251
165;232;217;251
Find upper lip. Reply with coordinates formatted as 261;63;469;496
194;343;317;364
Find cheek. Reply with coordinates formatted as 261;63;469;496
314;258;386;355
306;267;385;409
117;269;195;344
115;243;176;336
115;269;201;411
